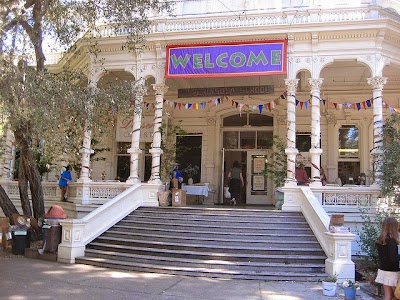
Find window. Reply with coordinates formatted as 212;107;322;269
339;125;359;158
116;142;131;181
296;133;311;152
176;135;202;184
223;113;273;127
223;131;273;150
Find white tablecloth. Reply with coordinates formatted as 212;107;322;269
182;185;209;197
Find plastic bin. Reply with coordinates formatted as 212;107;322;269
11;230;30;255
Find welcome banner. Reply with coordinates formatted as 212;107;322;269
165;40;287;78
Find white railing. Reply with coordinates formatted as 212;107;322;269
57;182;162;263
282;185;357;282
314;185;380;211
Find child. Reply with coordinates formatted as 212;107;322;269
375;217;400;300
58;165;73;202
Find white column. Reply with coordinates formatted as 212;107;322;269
148;83;168;184
367;76;387;184
0;127;14;179
309;78;324;187
284;79;299;187
126;80;146;184
77;128;94;183
77;75;97;183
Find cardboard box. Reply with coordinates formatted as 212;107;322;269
172;178;179;188
172;188;186;207
329;214;344;227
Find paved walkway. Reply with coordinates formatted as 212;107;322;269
0;256;379;300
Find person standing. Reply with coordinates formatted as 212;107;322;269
375;217;400;300
228;161;244;206
58;165;73;202
320;167;328;186
169;163;183;189
295;163;309;185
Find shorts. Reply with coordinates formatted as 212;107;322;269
375;269;400;286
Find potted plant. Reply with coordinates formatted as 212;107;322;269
342;280;360;299
322;274;337;296
183;164;199;185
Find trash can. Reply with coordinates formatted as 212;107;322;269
43;223;62;253
11;229;30;255
40;205;67;253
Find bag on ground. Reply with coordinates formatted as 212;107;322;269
224;186;231;198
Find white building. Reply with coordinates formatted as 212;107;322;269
2;0;400;281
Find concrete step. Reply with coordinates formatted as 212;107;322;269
77;207;327;281
109;225;318;241
75;256;327;282
82;248;326;273
87;242;326;264
102;230;319;245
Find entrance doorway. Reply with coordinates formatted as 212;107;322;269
223;150;272;205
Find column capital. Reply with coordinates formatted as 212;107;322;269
134;80;147;98
367;76;387;90
284;78;299;94
308;78;324;91
152;83;169;95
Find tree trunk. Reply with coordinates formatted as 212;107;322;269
0;184;18;223
18;155;32;216
14;126;45;221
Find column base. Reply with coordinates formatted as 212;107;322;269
126;177;141;184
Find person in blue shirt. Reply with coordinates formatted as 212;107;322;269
58;165;73;202
169;163;183;189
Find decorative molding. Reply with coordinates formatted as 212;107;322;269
206;117;216;126
367;76;387;90
277;116;287;125
152;83;169;95
284;79;299;93
309;78;324;91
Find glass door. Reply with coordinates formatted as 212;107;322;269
246;151;272;205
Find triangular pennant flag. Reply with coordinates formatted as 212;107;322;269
362;101;367;109
366;99;372;107
267;102;271;111
187;103;192;109
235;102;239;108
194;103;199;109
300;102;304;109
333;103;337;109
231;100;235;106
390;107;394;114
356;103;361;110
200;102;206;109
304;101;309;109
258;104;263;114
295;100;299;106
281;92;287;99
322;99;326;106
177;103;182;109
338;104;343;110
271;101;276;110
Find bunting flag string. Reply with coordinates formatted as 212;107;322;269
137;92;400;116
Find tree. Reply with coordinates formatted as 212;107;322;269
376;113;400;202
0;0;174;222
262;135;287;187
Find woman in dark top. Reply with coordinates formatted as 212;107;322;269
375;217;400;300
228;161;244;206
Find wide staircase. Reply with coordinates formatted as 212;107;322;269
75;207;327;281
